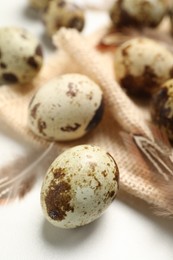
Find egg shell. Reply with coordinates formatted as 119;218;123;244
0;27;43;84
110;0;168;28
41;145;119;228
43;0;85;36
151;79;173;140
29;0;50;10
28;73;104;141
114;37;173;95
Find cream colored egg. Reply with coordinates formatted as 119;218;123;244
29;0;50;10
41;145;119;228
42;0;85;36
110;0;168;28
0;27;43;84
28;74;104;141
114;37;173;95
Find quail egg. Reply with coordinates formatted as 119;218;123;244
110;0;168;29
41;144;119;228
29;0;50;10
169;4;173;36
0;27;43;84
43;0;85;36
28;74;104;141
114;37;173;96
151;79;173;140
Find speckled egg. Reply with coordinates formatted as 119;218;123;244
114;37;173;96
0;27;43;84
169;4;173;36
28;74;104;141
151;79;173;140
43;0;85;36
41;145;119;228
110;0;168;29
29;0;50;10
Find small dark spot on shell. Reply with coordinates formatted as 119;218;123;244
68;17;84;32
2;73;18;83
89;162;97;172
55;18;62;29
122;44;131;56
20;33;28;39
93;176;101;189
27;56;39;69
0;62;7;69
60;123;81;132
30;103;40;119
45;180;74;221
35;45;43;57
101;170;107;177
38;118;47;135
66;82;78;97
57;0;66;7
86;91;93;100
85;97;104;132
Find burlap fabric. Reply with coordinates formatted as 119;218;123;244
0;27;172;215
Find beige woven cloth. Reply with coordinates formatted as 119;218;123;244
0;27;172;215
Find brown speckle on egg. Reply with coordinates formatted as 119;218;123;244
68;17;84;31
60;123;81;132
0;62;7;69
35;45;43;57
57;0;66;7
66;82;79;98
2;72;18;83
38;118;47;135
27;56;39;69
45;180;74;221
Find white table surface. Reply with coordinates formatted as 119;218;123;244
0;1;173;260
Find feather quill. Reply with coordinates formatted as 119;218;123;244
98;26;173;53
121;125;173;217
0;143;56;205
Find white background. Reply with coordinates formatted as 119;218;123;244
0;1;173;260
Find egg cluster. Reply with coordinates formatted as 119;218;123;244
108;1;173;141
3;0;173;229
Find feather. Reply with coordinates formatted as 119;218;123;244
0;143;56;205
97;25;173;53
121;125;173;217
